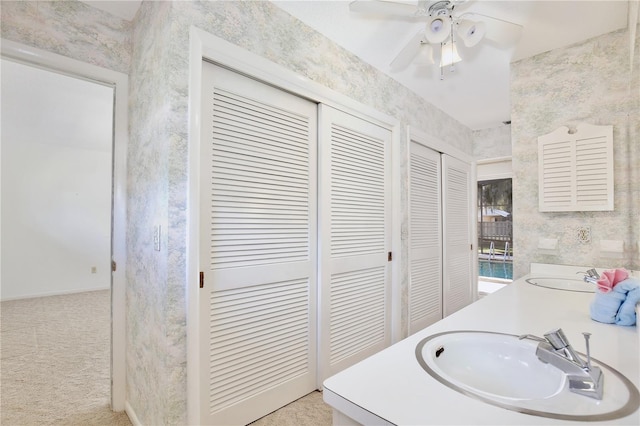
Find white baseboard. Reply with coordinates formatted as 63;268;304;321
0;285;110;302
125;401;143;426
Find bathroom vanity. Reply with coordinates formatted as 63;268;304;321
323;268;640;425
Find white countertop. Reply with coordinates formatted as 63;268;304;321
323;274;640;425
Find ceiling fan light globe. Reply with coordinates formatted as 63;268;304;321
425;16;450;44
414;43;434;65
431;18;443;32
440;41;462;68
457;19;486;47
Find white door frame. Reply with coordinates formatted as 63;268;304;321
476;156;513;181
187;27;402;425
1;39;128;411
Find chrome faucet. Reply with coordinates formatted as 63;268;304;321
577;268;600;284
519;328;604;400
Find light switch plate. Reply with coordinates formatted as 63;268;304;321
153;225;161;251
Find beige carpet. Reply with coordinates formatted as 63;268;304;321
1;290;332;426
1;290;131;426
251;391;332;426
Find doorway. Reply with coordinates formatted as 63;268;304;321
0;40;128;413
477;178;513;271
477;177;513;298
1;59;114;299
0;57;115;421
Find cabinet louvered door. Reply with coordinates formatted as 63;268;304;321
442;154;474;317
539;138;573;210
200;62;317;426
538;123;613;211
408;142;442;334
318;105;392;380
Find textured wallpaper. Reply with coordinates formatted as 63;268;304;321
0;0;131;73
128;0;475;424
511;25;640;279
473;124;512;160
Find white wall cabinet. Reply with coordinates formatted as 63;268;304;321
538;123;613;212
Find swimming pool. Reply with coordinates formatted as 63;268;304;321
479;260;513;280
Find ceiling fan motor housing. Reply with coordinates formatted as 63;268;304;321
427;1;455;16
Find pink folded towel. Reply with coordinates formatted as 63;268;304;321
597;268;629;293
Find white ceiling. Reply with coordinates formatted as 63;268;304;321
82;0;630;130
274;0;629;130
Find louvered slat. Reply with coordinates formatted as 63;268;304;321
410;153;440;249
208;279;310;413
330;124;386;257
443;155;472;317
445;255;471;314
446;168;470;245
329;268;386;364
409;144;443;333
410;257;441;321
209;88;310;269
541;140;573;207
576;136;609;203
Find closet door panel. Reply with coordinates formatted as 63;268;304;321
442;154;474;316
199;62;317;426
319;105;392;380
409;142;442;334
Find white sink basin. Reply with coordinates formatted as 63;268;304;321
416;331;640;421
525;277;596;293
419;331;564;400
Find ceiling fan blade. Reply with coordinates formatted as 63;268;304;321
390;28;425;71
460;12;523;48
451;1;474;9
349;0;418;17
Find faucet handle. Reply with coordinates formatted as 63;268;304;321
543;328;570;350
577;270;599;283
543;328;589;369
586;268;600;279
582;332;593;371
518;333;547;342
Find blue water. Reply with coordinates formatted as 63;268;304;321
479;260;513;280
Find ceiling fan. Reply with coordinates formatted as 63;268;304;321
349;0;523;78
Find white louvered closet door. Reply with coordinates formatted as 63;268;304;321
409;142;442;334
318;105;392;381
199;62;317;426
442;154;474;317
